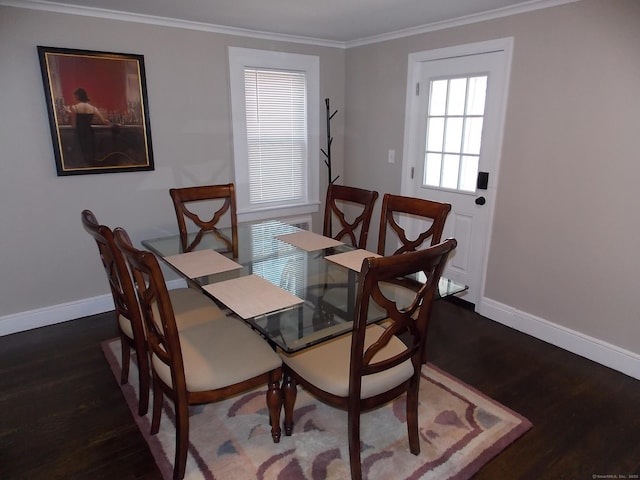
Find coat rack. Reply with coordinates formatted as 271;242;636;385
321;98;340;184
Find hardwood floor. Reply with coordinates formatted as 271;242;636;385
1;300;639;479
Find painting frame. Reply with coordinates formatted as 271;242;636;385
37;46;154;176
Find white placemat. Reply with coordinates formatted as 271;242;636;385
275;230;344;251
203;275;303;319
164;249;242;279
324;249;381;272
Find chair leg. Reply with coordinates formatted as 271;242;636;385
347;409;363;480
266;369;282;443
120;335;131;385
151;378;163;435
282;369;297;436
136;345;150;416
173;399;189;480
407;379;421;455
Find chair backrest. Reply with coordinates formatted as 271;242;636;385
114;227;188;395
81;209;144;341
323;184;379;249
377;193;451;255
351;239;457;396
169;183;238;256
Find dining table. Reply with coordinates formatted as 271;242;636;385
142;219;467;354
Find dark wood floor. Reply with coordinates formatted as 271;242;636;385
1;300;639;479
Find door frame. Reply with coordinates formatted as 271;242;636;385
400;37;513;309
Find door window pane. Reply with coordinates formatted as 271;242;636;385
428;80;447;116
447;78;467;115
423;74;487;192
467;76;487;115
426;117;444;151
444;117;463;153
441;154;460;189
424;152;442;187
462;117;483;155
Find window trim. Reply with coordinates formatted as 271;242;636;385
228;47;320;223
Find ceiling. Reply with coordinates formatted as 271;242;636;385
13;0;575;45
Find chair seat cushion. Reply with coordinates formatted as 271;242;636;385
118;287;225;339
167;287;227;329
153;316;281;392
280;324;414;399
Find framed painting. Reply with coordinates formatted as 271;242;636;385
37;46;154;176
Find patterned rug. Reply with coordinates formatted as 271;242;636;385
102;338;530;479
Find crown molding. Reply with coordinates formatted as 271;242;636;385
2;0;583;48
346;0;583;47
0;0;346;48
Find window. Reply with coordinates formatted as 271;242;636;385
229;47;320;222
424;75;487;192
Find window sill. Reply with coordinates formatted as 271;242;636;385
238;203;320;223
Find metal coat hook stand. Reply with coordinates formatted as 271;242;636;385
321;98;340;184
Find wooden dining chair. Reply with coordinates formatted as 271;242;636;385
377;193;451;255
81;209;150;415
280;239;457;480
324;184;379;249
169;183;238;256
82;210;227;416
308;184;378;325
114;227;283;480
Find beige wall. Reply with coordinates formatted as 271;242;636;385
0;6;345;318
1;0;639;375
345;0;640;358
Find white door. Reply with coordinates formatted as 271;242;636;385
401;39;513;307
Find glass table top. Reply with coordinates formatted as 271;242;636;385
142;220;467;353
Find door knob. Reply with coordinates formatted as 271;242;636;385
475;196;486;205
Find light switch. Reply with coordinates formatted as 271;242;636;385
387;149;395;164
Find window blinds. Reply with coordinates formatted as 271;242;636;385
244;68;307;205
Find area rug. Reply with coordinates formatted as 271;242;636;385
102;338;531;479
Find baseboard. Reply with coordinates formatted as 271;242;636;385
478;297;640;381
0;279;187;337
0;294;115;336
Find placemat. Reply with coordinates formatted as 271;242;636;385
164;249;242;279
324;249;381;272
203;274;303;319
275;231;344;251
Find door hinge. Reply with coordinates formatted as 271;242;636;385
411;167;414;179
416;82;420;96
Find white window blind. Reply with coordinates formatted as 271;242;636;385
244;68;307;205
229;46;319;222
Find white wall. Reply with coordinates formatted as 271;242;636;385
344;0;640;377
0;6;345;329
